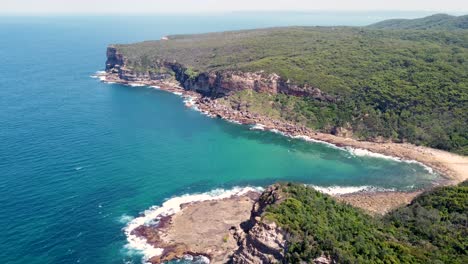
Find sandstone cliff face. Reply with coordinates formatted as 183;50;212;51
230;185;287;264
105;47;335;101
230;185;333;264
105;46;126;71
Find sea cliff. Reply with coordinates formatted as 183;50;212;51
106;46;335;101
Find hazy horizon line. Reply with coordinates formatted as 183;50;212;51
0;10;467;16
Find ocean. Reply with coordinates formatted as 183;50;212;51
0;13;441;263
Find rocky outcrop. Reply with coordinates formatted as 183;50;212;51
105;47;335;101
230;185;333;264
105;46;126;71
230;185;287;263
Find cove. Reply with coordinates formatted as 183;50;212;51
0;15;440;264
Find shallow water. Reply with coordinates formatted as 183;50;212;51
0;14;440;263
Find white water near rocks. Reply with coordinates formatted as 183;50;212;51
95;74;439;262
122;187;263;262
308;185;396;195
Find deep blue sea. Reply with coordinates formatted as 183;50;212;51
0;13;441;264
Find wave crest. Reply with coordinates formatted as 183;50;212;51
122;186;263;261
308;185;396;195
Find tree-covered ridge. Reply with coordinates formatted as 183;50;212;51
263;182;468;263
114;25;468;154
368;14;468;30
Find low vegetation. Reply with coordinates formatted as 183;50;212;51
264;182;468;263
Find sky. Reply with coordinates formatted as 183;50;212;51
1;0;467;14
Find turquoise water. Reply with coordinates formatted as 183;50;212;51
0;15;440;264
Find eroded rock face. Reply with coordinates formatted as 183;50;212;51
230;185;287;264
231;221;286;264
105;46;126;71
230;185;334;264
105;47;335;101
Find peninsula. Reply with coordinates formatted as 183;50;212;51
129;182;467;263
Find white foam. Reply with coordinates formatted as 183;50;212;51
129;83;145;87
90;71;107;81
119;214;134;224
403;159;434;174
309;185;396;195
123;186;263;262
227;119;242;124
346;147;400;161
150;86;161;89
346;147;434;173
259;127;433;174
173;91;183;96
290;134;345;150
250;124;265;130
183;96;200;111
250;126;433;174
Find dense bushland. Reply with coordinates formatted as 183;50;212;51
264;182;467;263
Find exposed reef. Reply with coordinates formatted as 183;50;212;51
130;185;340;263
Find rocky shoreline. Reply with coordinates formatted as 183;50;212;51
127;185;295;264
99;71;466;263
100;69;468;262
124;184;421;264
100;71;468;185
133;192;261;263
101;38;467;263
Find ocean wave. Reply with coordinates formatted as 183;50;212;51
129;83;145;87
254;127;434;174
185;255;211;264
346;147;401;161
123;186;263;262
250;124;266;130
119;214;134;224
308;185;396;195
90;71;107;81
252;126;434;174
346;147;434;173
183;96;199;111
264;129;345;150
291;134;345;150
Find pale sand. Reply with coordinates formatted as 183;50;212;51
309;133;468;184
